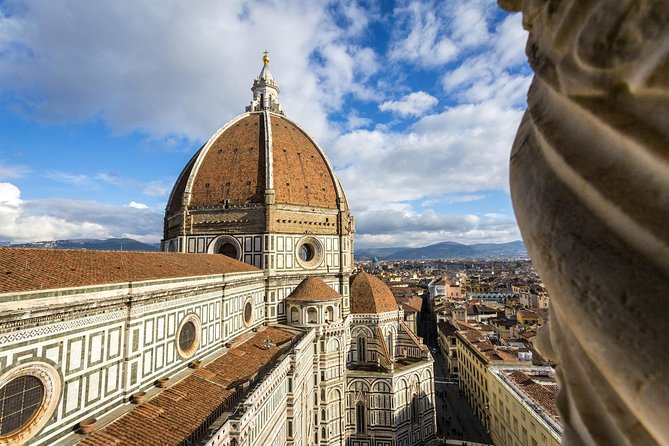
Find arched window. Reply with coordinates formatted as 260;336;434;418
356;402;366;434
386;331;394;357
290;307;299;323
325;306;334;322
357;337;366;363
307;308;318;324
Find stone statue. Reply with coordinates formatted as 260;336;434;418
498;1;669;445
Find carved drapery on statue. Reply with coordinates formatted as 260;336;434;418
499;1;669;445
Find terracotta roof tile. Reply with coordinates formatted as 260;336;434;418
286;276;341;301
78;327;295;446
189;114;266;207
400;296;423;313
350;272;398;314
507;370;562;426
167;112;344;215
0;248;258;294
271;115;339;209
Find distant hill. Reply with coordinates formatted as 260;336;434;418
9;238;160;252
355;240;526;260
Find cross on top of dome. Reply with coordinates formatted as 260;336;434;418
246;51;284;115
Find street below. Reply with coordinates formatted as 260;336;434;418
418;293;493;445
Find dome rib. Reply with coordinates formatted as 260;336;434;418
166;146;202;216
187;113;266;207
286;277;341;302
165;111;349;215
270;113;348;210
350;272;398;314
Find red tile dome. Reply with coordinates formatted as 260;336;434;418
166;112;346;215
350;272;398;314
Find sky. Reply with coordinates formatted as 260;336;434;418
0;0;532;248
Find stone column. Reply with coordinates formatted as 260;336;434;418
498;1;669;445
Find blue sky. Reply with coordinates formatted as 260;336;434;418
0;0;532;247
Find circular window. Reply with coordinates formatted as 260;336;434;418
0;376;44;436
295;236;324;269
298;244;314;262
0;362;60;444
179;321;197;353
176;314;201;359
218;242;238;259
243;299;254;327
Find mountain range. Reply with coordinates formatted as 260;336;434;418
355;240;527;260
7;238;160;252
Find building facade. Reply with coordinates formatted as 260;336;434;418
0;55;436;446
488;367;562;446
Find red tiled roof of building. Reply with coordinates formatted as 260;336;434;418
437;321;458;337
400;296;423;313
350;272;398;314
286;276;341;301
78;327;296;446
0;248;259;294
458;329;526;364
520;309;539;318
507;370;562;426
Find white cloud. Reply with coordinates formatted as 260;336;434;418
332;102;523;208
441;13;530;108
0;182;162;243
388;2;459;68
45;171;98;189
344;110;372;130
448;0;493;49
0;0;377;144
379;91;438;117
0;161;30;179
142;182;169;197
354;208;520;247
420;194;486;207
127;201;149;209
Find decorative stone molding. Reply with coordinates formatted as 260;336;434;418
500;1;669;445
0;362;61;445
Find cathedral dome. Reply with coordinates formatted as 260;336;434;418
166;113;345;214
350;272;398;314
165;53;347;221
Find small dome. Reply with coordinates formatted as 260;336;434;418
286;277;341;302
350;272;398;314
